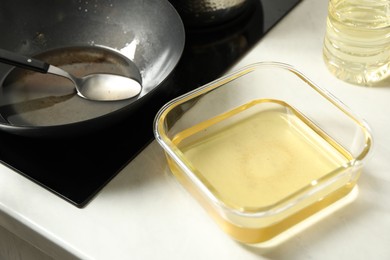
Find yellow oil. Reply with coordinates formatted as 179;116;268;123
323;0;390;86
168;99;357;243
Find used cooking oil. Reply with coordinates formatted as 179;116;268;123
323;0;390;86
168;99;357;244
0;46;134;126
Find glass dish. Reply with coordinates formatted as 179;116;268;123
154;62;372;246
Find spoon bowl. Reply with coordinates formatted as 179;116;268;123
0;48;142;101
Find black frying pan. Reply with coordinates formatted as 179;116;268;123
0;0;185;137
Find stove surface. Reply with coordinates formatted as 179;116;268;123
0;0;301;208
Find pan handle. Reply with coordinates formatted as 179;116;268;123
0;48;49;73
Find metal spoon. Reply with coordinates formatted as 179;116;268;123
0;48;142;101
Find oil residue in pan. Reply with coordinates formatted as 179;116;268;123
0;46;142;127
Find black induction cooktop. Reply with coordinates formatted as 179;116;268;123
0;0;301;208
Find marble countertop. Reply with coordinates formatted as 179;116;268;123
1;0;389;259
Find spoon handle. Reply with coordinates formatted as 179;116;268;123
0;48;49;73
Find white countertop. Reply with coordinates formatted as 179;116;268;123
1;0;390;259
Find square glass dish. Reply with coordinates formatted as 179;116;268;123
154;62;372;246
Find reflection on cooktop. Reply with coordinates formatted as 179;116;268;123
0;0;301;208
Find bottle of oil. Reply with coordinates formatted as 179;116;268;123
323;0;390;86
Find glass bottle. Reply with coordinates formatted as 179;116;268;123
323;0;390;86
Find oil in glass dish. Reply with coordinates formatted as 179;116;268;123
169;99;356;243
